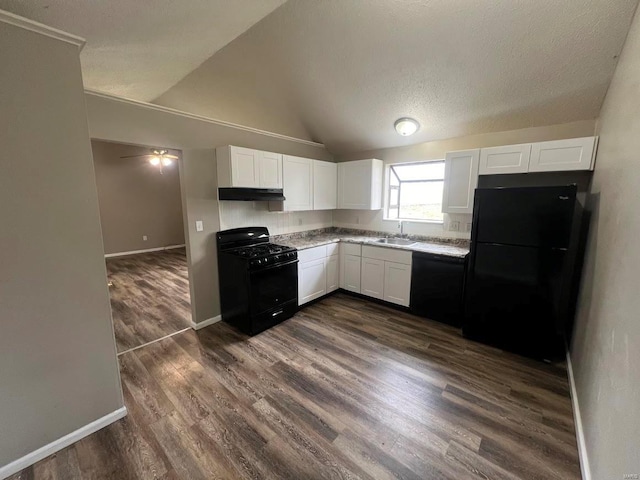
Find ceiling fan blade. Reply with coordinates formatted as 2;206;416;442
164;154;179;159
119;154;153;159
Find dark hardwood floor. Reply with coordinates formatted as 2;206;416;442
10;293;581;479
106;248;191;353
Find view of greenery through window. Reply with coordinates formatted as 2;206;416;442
387;161;445;222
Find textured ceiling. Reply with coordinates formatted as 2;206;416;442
3;0;638;153
0;0;286;101
153;0;639;153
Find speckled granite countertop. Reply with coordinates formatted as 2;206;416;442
272;228;470;259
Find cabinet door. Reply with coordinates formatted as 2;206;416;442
325;255;339;293
230;146;259;188
338;161;371;209
479;144;531;175
259;151;283;188
384;261;411;307
313;160;338;210
283;155;313;211
529;137;597;172
340;254;361;293
299;258;326;305
442;149;480;214
361;258;384;299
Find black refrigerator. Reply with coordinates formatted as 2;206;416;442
463;185;584;360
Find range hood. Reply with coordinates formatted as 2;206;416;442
218;187;286;201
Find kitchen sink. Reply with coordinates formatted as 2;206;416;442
373;237;416;246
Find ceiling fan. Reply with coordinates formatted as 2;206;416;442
120;148;178;174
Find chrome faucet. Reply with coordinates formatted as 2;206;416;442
398;220;405;236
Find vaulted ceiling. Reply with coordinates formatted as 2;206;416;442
2;0;638;154
0;0;286;100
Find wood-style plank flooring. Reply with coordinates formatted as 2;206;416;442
10;293;581;479
106;248;191;353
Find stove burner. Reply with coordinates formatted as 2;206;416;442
234;243;293;258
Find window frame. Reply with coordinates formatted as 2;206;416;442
384;160;445;224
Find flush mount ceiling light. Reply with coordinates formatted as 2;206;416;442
394;117;420;136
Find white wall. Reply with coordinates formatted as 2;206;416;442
570;4;640;479
0;16;123;474
92;140;185;255
219;203;332;235
85;91;332;324
334;119;596;240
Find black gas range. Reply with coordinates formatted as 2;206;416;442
216;227;298;335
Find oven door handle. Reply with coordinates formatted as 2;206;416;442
249;259;299;273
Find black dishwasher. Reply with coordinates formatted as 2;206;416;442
410;252;467;327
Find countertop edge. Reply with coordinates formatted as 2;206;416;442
276;236;469;258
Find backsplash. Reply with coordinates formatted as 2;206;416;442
219;201;333;235
332;209;472;240
219;201;471;239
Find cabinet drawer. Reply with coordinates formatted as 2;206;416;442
341;242;362;257
326;242;340;257
361;245;412;265
298;245;327;263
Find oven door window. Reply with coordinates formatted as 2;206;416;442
249;262;298;315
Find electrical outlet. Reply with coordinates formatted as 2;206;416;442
195;220;204;232
297;218;303;226
355;216;360;225
142;235;148;241
466;222;472;232
450;221;460;232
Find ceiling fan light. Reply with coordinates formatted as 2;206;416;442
161;157;172;166
149;156;160;166
394;117;420;136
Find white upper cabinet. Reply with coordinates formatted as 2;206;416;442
476;137;598;176
337;159;384;210
442;149;480;214
529;137;597;172
281;155;314;211
313;160;338;210
259;150;283;188
216;145;282;188
479;144;531;175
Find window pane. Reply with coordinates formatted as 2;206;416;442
398;181;444;221
389;187;399;206
389;170;400;186
392;162;444;181
388;207;399;219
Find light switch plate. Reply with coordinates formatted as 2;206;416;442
195;220;204;232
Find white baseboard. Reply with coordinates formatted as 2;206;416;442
191;315;222;330
566;350;591;480
0;407;127;479
104;244;185;258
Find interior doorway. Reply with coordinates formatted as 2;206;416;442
91;139;192;353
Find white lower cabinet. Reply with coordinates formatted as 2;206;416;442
340;254;362;293
361;258;384;299
383;262;412;306
298;243;339;305
298;258;326;305
325;255;339;293
298;241;412;307
360;246;412;307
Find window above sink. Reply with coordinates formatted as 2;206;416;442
385;161;445;223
